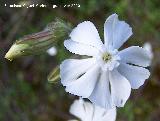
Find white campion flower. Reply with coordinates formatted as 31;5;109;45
60;13;152;109
47;46;57;56
69;98;116;121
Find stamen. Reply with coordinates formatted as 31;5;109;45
102;52;112;62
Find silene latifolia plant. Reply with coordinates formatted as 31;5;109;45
5;13;152;121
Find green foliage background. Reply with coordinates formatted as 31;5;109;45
0;0;160;121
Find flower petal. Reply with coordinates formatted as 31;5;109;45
143;42;153;60
70;99;116;121
101;107;116;121
109;69;131;107
92;106;106;121
65;65;100;98
118;46;152;67
60;58;96;86
64;39;100;56
69;99;86;120
70;21;103;51
83;101;94;121
89;70;113;109
104;13;132;49
118;63;150;89
92;106;116;121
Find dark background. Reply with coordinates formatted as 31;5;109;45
0;0;160;120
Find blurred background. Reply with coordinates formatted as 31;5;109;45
0;0;160;121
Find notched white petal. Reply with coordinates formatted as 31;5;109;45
89;70;113;109
109;69;131;107
104;13;132;49
101;107;116;121
69;99;86;120
60;58;96;86
118;46;152;67
65;65;100;98
64;39;100;57
118;63;150;89
70;21;103;51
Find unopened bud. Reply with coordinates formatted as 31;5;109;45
5;18;72;61
48;66;60;83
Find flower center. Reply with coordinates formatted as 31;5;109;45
102;52;112;63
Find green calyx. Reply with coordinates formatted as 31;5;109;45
5;18;72;61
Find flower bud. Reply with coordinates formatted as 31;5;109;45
5;18;72;61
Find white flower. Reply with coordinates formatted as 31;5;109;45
47;46;57;56
60;13;152;109
69;98;116;121
143;42;153;60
